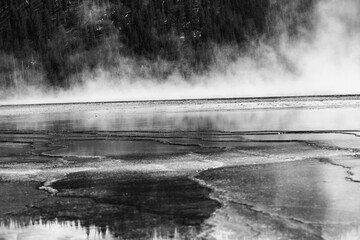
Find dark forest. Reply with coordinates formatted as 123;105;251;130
0;0;314;89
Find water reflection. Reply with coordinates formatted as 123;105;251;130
199;159;360;239
0;218;114;240
0;143;31;157
0;175;218;240
1;99;360;239
1;104;360;132
47;140;209;158
0;218;198;240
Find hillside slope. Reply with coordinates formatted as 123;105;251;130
0;0;314;88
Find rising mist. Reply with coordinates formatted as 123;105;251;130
1;0;360;105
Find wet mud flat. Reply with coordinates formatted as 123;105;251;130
1;96;360;239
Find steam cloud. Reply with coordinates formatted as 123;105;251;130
1;0;360;105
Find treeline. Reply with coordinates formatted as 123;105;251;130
0;0;314;88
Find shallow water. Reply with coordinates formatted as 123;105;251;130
1;96;360;239
199;160;360;240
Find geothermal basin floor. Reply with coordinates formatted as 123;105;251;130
1;96;360;239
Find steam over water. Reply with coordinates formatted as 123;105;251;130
2;0;360;104
2;0;360;239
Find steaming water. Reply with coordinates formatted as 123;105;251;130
1;97;360;239
2;0;360;104
1;0;360;238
